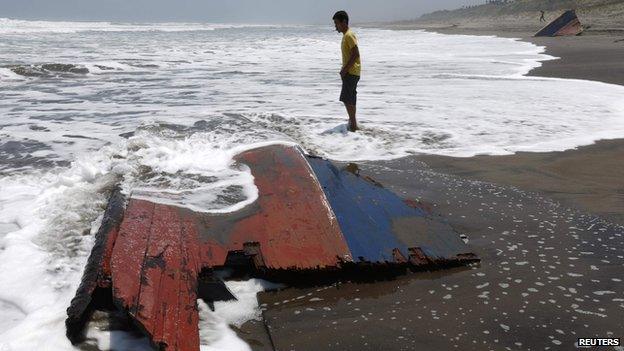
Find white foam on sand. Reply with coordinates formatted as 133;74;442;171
0;156;114;350
80;279;280;351
122;130;296;213
198;279;283;351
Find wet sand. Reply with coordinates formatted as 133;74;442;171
240;26;624;351
417;140;624;226
527;34;624;86
247;158;624;350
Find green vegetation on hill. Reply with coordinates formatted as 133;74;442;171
415;0;624;30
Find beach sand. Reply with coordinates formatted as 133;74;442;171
239;26;624;350
528;34;624;86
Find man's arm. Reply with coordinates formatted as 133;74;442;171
341;45;360;77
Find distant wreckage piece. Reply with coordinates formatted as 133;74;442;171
66;144;478;351
535;9;584;37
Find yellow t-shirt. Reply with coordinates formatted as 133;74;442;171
341;29;361;76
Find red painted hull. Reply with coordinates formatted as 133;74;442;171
66;144;478;350
109;146;353;350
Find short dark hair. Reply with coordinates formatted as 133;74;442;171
333;11;349;24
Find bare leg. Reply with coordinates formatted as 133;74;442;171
345;103;357;132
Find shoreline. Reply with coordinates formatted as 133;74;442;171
366;22;624;86
416;26;624;86
370;22;624;225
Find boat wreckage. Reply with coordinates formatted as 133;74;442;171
66;144;478;350
535;9;584;37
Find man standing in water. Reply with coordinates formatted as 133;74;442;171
333;11;361;132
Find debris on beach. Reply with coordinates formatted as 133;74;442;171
64;144;478;351
535;10;584;37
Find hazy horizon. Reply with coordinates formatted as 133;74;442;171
0;0;483;24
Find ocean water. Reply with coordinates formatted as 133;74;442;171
0;18;623;350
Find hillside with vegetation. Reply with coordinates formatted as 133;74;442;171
404;0;624;31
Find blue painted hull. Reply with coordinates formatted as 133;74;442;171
308;156;471;264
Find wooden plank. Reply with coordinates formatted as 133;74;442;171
307;157;470;265
110;201;202;350
137;203;200;351
65;189;125;343
307;157;411;262
555;19;582;36
177;224;202;351
189;144;353;270
110;199;154;314
178;209;228;269
228;145;353;269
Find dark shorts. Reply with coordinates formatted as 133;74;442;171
340;74;360;106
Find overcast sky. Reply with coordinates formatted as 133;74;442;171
0;0;483;23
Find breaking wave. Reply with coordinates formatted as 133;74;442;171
0;17;280;34
6;63;89;77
